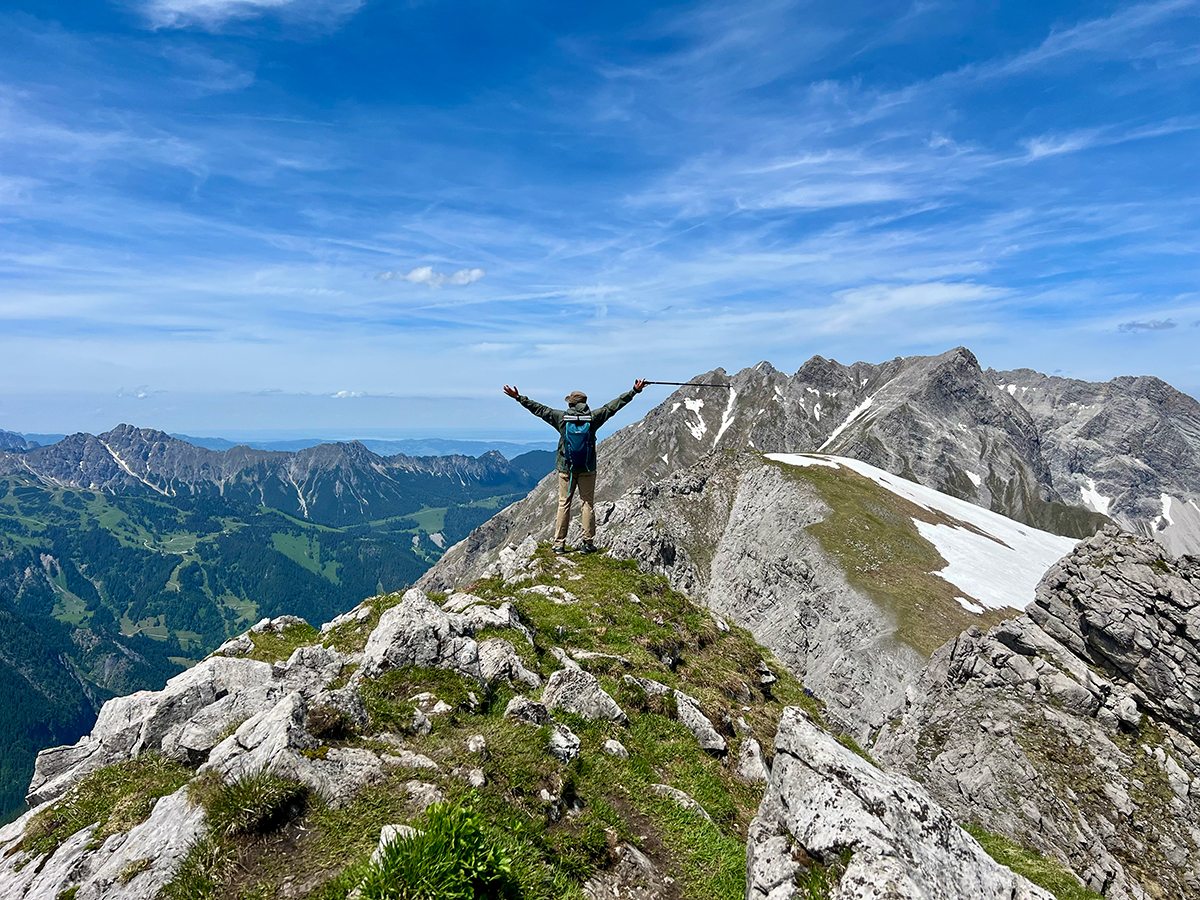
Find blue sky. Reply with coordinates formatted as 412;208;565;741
1;0;1197;439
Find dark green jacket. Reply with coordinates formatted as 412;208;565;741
516;390;638;473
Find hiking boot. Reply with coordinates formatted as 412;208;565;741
580;541;598;554
553;545;571;555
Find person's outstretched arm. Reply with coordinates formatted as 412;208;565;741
503;385;564;429
591;378;646;429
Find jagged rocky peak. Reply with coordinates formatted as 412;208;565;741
992;365;1200;556
875;526;1200;899
430;345;1200;610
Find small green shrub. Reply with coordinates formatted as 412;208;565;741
357;803;517;900
245;622;320;664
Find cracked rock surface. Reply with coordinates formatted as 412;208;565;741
748;707;1054;900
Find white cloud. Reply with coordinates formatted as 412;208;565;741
376;266;486;289
141;0;362;30
331;390;365;398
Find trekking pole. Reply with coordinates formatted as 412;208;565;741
644;381;733;388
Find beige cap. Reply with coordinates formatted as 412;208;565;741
565;391;587;404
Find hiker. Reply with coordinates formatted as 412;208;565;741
503;379;647;554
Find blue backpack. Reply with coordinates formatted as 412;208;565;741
563;414;595;471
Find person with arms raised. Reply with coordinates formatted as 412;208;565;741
503;379;646;554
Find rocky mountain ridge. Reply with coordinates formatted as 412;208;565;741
424;450;1086;741
0;430;37;453
0;540;1086;900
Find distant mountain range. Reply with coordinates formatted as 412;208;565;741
0;430;554;459
1;425;553;528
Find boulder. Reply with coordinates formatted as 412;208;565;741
736;737;770;783
478;639;542;689
548;724;581;762
542;667;627;724
649;784;711;822
672;691;726;754
358;589;481;681
620;676;724;752
504;695;550;726
603;739;630;760
459;601;534;644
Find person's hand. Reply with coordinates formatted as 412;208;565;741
503;385;520;399
633;378;647;393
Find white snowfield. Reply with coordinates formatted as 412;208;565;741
766;453;1080;613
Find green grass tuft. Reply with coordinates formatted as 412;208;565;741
357;802;517;900
190;770;308;839
772;458;1012;657
245;622;320;664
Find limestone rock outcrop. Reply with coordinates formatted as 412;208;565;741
874;527;1200;899
358;588;481;681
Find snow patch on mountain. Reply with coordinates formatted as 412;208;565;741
713;389;738;447
817;396;874;451
1156;494;1200;559
1080;478;1112;515
767;453;1079;612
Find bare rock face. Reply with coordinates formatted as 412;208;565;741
603;455;924;740
358;588;482;681
583;843;671;900
874;527;1200;900
542;667;628;724
477;638;542;689
736;737;770;784
993;367;1200;555
748;707;1055;900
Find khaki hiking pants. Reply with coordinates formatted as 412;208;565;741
554;471;595;548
